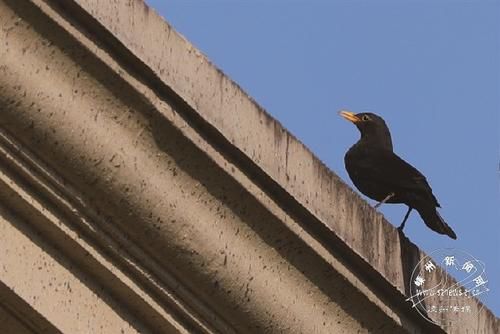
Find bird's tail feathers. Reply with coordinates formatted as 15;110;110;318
417;207;457;240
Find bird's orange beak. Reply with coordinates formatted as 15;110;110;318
339;110;360;123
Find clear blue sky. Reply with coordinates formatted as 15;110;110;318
146;0;500;316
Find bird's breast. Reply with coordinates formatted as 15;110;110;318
344;144;401;202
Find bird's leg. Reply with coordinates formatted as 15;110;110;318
397;207;413;231
374;192;395;209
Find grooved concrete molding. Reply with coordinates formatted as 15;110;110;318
0;0;497;333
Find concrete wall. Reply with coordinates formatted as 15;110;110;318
0;0;497;333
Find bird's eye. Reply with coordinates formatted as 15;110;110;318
362;115;371;121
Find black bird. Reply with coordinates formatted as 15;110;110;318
340;110;456;239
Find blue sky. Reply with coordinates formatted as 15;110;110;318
146;0;499;316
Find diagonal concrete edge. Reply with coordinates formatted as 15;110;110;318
0;0;497;332
61;0;498;327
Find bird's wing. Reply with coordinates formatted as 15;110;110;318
357;149;440;207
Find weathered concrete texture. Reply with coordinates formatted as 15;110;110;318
0;205;143;334
0;0;497;333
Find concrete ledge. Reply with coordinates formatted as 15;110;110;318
0;0;497;333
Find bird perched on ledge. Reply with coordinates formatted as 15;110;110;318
340;110;457;239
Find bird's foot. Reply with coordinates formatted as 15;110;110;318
396;226;408;240
397;207;412;231
374;192;395;209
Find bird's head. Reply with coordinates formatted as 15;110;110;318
339;110;393;150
